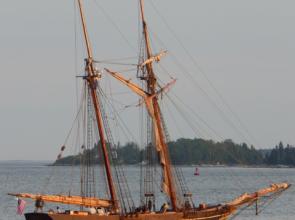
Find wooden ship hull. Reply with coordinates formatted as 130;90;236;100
24;205;234;220
15;182;289;220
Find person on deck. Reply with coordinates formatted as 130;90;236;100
56;206;62;213
87;207;97;214
160;202;169;213
184;200;192;209
97;207;106;216
34;198;44;213
148;199;152;211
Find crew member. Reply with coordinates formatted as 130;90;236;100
34;198;44;213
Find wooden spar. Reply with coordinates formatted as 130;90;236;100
226;182;291;208
139;0;178;210
8;193;112;208
77;0;93;59
77;0;118;211
104;69;176;100
140;0;153;62
140;50;167;68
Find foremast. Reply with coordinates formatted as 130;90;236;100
77;0;118;211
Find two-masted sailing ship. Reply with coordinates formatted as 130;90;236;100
9;0;290;219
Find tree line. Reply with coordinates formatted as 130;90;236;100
54;138;295;166
265;141;295;166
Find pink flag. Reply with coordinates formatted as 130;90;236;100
17;198;26;215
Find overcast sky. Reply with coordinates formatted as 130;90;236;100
0;0;295;160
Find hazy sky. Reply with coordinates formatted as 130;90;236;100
0;0;295;160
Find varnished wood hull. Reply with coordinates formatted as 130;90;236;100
24;206;234;220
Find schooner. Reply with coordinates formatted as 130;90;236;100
9;0;290;220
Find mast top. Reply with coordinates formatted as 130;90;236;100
78;0;93;60
139;0;146;24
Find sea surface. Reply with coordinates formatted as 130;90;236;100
0;161;294;220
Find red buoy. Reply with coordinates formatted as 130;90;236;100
194;167;200;176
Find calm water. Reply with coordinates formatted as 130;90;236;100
0;162;294;220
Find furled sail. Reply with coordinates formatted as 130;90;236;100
139;50;167;68
226;182;290;208
8;193;112;208
146;98;169;194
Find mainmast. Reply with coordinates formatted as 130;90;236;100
139;0;178;211
104;0;178;211
77;0;118;211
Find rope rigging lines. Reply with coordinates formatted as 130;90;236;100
148;0;260;148
97;86;135;213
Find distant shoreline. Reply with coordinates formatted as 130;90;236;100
0;160;293;169
48;163;294;169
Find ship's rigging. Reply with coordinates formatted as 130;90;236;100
8;0;291;220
